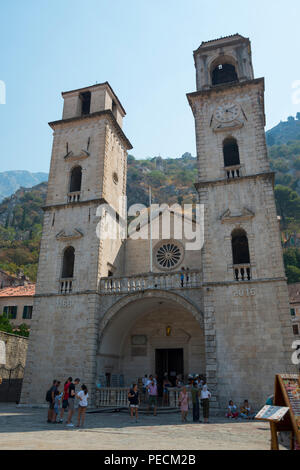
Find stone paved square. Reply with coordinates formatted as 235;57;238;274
0;403;283;450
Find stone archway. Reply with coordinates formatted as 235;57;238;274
97;290;206;388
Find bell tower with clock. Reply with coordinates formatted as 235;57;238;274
187;35;296;409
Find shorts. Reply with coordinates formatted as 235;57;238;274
129;404;138;408
148;395;157;406
78;404;87;409
49;402;54;409
68;398;75;410
62;399;69;409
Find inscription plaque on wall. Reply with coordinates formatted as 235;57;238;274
56;299;73;308
131;335;147;346
131;346;147;357
233;288;256;298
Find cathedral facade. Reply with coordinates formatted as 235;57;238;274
21;35;295;411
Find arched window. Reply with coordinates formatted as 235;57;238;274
231;229;250;264
212;63;238;86
69;166;82;193
223;138;240;177
231;229;251;281
61;246;75;279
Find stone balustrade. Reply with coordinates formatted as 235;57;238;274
233;264;251;281
99;270;201;294
60;278;74;294
67;191;81;203
224;164;242;179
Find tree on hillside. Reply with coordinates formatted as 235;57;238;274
271;158;290;173
146;170;167;188
275;185;300;228
127;154;135;164
293;157;300;170
285;265;300;284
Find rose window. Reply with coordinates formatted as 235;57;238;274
155;243;182;269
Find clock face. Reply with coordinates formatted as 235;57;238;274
215;103;240;123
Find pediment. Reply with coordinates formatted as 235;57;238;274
212;119;244;133
220;207;255;223
64;149;90;161
56;228;84;241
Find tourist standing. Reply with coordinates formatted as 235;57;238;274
200;383;211;423
176;375;183;387
76;384;89;428
186;267;190;284
162;375;172;406
128;383;140;422
147;378;158;416
46;379;57;423
191;380;200;422
180;267;185;287
66;377;80;427
179;386;189;422
58;377;72;423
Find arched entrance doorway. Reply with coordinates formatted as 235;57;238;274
97;291;205;391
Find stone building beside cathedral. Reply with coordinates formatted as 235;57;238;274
21;34;296;411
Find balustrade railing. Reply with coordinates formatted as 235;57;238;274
224;164;242;179
99;270;201;294
67;191;81;203
60;278;74;294
233;264;251;281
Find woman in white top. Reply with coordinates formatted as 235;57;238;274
200;384;211;423
76;384;89;428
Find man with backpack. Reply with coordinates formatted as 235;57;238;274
46;379;58;423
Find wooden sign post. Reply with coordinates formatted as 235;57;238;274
272;374;300;450
255;405;290;450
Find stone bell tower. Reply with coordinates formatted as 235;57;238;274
187;35;296;408
21;83;132;403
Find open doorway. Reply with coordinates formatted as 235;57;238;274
155;348;183;392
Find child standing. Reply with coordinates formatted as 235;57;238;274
53;389;63;423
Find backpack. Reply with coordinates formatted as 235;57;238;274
45;388;52;402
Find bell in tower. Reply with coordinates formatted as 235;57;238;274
193;34;254;91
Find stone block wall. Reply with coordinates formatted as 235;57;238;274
0;331;28;368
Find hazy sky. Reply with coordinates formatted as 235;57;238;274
0;0;300;173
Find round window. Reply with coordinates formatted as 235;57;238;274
155;241;183;270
